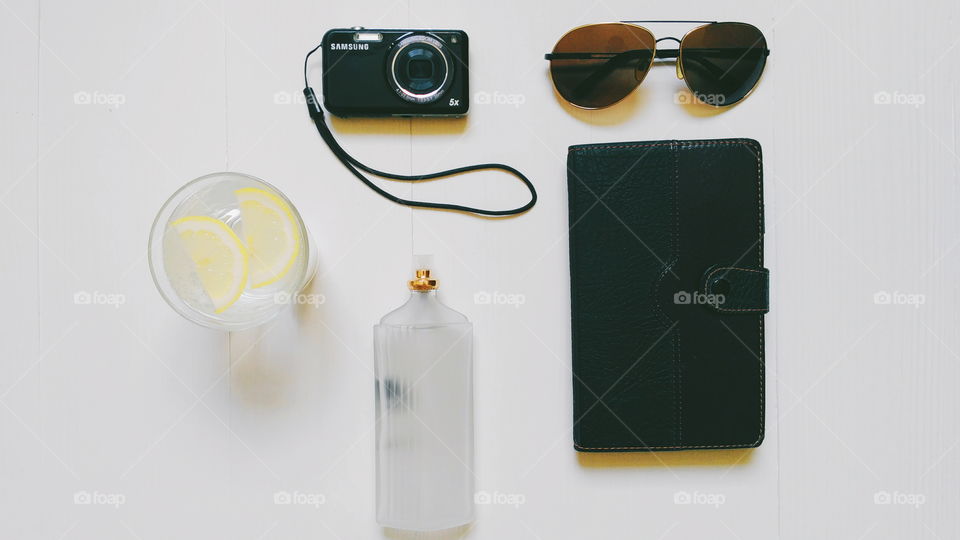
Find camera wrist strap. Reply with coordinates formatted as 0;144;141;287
302;47;537;217
301;87;537;217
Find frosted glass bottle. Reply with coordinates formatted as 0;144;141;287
374;267;474;531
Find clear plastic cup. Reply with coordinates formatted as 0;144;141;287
148;172;318;331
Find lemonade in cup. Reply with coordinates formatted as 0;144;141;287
149;172;318;330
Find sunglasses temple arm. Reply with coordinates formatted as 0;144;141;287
671;47;768;78
558;49;695;98
659;47;768;79
656;48;726;77
546;48;768;60
566;51;652;99
654;49;727;79
547;47;767;96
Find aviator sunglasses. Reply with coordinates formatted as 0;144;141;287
545;21;769;109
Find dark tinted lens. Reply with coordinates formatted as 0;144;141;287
680;22;767;106
549;23;655;109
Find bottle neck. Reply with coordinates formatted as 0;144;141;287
406;289;440;310
409;289;438;298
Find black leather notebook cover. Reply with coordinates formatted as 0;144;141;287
567;138;768;452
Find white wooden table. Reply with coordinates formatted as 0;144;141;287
2;0;957;538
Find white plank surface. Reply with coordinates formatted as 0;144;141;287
0;0;957;538
0;0;40;538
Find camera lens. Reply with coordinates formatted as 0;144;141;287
407;59;433;81
388;34;452;104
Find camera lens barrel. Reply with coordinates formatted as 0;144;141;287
388;34;452;104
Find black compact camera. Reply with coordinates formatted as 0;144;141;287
321;28;469;117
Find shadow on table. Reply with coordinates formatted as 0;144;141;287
328;115;468;136
577;448;753;468
383;524;472;540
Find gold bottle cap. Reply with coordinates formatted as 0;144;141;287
408;269;439;291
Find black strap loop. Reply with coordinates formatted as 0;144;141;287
303;44;537;217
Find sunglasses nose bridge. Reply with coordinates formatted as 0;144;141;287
654;37;685;79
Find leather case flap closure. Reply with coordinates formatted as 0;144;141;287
701;265;769;314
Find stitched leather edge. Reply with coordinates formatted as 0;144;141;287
567;150;584;448
574;442;760;451
651;259;678;327
569;138;766;451
651;256;681;445
672;141;682;447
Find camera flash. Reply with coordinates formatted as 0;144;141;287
354;32;382;42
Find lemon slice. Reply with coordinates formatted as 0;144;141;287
170;216;248;313
235;187;301;288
